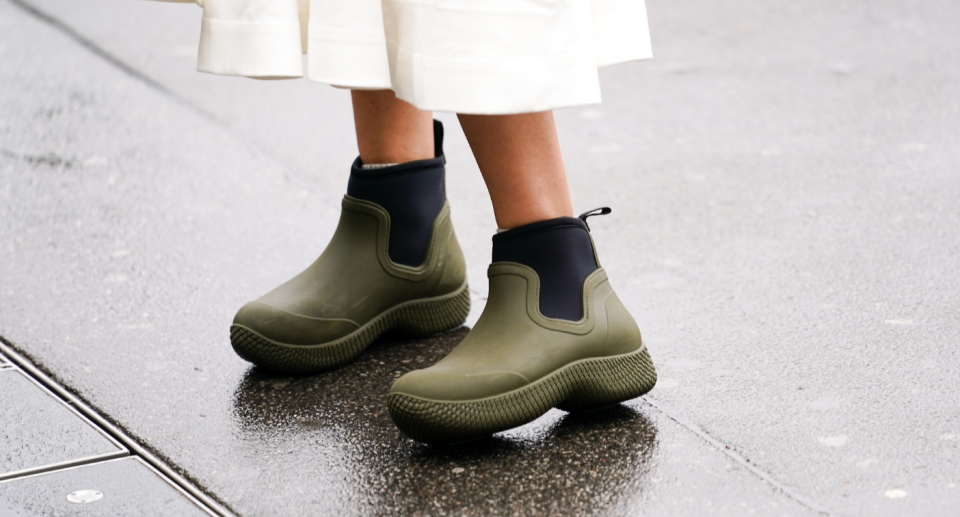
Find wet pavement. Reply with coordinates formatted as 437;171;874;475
0;369;125;481
226;330;811;515
1;0;959;515
1;457;212;516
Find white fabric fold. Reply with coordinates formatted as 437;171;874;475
592;0;653;66
198;0;304;78
307;0;392;88
187;0;652;113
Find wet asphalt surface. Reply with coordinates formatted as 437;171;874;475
1;0;959;515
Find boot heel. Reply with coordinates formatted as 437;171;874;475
555;346;657;413
391;284;471;337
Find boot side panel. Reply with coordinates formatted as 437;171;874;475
602;289;644;355
430;216;467;297
428;270;612;383
257;207;427;323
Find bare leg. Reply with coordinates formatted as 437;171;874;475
351;90;434;164
458;112;573;229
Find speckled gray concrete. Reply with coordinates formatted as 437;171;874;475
0;457;211;516
1;0;959;515
0;369;125;480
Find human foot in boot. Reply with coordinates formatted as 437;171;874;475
388;209;656;444
231;121;469;374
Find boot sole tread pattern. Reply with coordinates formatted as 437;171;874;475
387;345;657;444
230;284;470;374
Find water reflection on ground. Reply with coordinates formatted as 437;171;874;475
232;329;658;516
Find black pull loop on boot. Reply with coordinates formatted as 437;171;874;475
578;207;612;231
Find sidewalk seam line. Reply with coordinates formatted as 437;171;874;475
9;365;131;453
642;395;832;516
0;337;237;517
0;451;130;483
0;366;131;482
0;456;217;517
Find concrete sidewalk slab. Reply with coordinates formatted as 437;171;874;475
0;369;126;481
2;0;960;514
0;457;212;516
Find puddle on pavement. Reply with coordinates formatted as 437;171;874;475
231;328;658;515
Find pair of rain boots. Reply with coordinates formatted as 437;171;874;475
230;122;657;444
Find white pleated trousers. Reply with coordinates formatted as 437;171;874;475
196;0;652;114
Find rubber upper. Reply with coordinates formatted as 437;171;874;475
390;370;530;401
390;262;642;402
232;195;466;346
233;302;358;346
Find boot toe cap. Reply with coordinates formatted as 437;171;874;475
232;301;359;345
390;368;529;401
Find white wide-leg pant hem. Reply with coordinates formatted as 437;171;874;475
386;50;603;115
193;0;653;113
198;17;304;78
593;0;653;66
307;30;393;89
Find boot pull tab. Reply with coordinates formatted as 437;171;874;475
578;207;612;231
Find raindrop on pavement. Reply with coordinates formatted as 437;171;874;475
66;490;103;504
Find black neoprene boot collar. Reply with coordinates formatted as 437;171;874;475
492;214;601;321
493;216;589;243
347;120;447;267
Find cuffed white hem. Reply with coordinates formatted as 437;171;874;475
306;29;392;89
388;49;603;115
198;17;304;78
593;2;653;67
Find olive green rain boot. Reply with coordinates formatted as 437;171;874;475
230;121;470;374
388;209;656;444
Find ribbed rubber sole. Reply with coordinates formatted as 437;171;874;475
230;284;470;374
388;345;657;444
